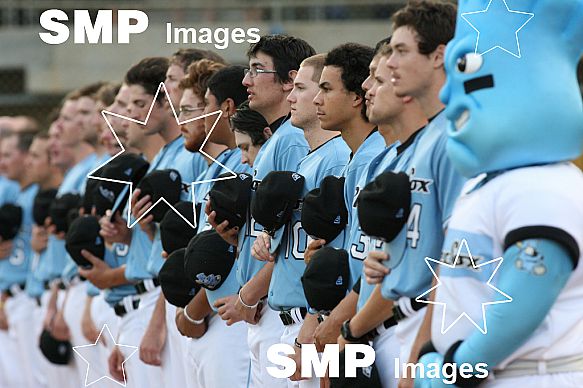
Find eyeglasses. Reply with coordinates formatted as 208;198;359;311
178;106;205;118
244;68;278;78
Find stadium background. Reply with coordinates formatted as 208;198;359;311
0;0;581;167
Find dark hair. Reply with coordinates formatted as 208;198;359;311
9;131;35;152
66;81;107;101
324;43;374;121
170;48;226;72
207;65;248;107
231;101;269;146
125;57;170;101
374;37;392;55
95;82;122;106
392;1;457;55
247;34;316;83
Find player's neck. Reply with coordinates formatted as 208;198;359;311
159;121;181;144
416;77;446;119
73;142;95;164
384;104;428;145
39;169;63;191
378;125;399;146
202;142;228;165
340;115;376;154
304;125;339;151
214;122;237;150
18;173;34;190
262;99;290;125
141;135;165;162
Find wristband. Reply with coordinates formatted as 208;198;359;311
238;288;259;309
294;338;302;349
183;307;205;325
443;340;487;388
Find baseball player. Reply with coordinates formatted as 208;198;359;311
347;2;466;386
414;0;583;386
251;47;355;387
207;34;313;388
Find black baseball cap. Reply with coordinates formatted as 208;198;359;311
301;176;347;242
301;247;349;312
251;171;305;234
357;171;410;268
159;248;199;308
33;188;58;226
82;165;104;215
39;329;72;365
65;216;105;268
184;230;236;291
49;193;81;234
0;204;22;240
94;153;150;217
208;172;253;229
330;350;382;388
137;169;183;222
160;201;199;255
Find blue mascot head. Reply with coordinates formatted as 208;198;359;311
441;0;583;177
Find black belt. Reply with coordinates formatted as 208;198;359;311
5;283;26;297
134;278;160;294
113;299;140;317
279;307;307;326
371;297;426;338
43;280;67;291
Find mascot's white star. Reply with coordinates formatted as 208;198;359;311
462;0;534;58
416;238;513;334
73;324;137;387
86;82;237;230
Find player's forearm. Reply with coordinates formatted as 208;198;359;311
408;276;437;364
186;289;212;320
298;313;319;344
241;262;273;304
349;285;392;338
103;266;128;288
148;292;167;329
327;290;358;328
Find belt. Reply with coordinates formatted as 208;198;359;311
43;279;67;291
113;298;140;317
370;297;426;338
279;307;307;326
5;283;26;298
134;278;160;295
494;354;583;379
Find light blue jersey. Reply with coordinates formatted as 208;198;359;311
268;135;351;311
104;243;138;306
126;136;201;281
0;184;39;290
236;118;310;288
341;130;387;287
37;153;97;283
0;176;19;205
356;112;467;310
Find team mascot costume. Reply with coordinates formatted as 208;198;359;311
415;0;583;387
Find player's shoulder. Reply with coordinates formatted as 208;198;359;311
273;119;309;147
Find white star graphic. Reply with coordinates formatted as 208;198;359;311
86;82;238;230
462;0;534;58
416;238;513;334
72;324;138;387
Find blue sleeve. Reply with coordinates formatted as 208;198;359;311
86;282;100;297
433;134;466;227
277;143;309;172
453;238;575;369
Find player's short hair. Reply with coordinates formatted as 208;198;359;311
66;82;107;101
7;131;35;152
392;0;457;55
179;59;226;100
95;82;122;107
125;57;170;101
170;48;226;72
230;100;269;146
301;54;327;83
247;34;316;83
324;43;374;121
374;37;392;55
207;65;248;107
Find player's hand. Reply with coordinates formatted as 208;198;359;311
314;316;342;352
0;305;9;331
108;347;126;382
43;302;57;330
251;232;275;262
175;308;207;338
363;250;390;284
233;288;262;324
398;376;415;388
81;298;101;344
131;189;155;236
289;343;308;382
99;210;131;245
139;317;167;366
0;239;13;259
31;225;49;253
206;202;239;246
51;309;71;341
78;250;114;289
304;238;325;264
214;295;245;326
